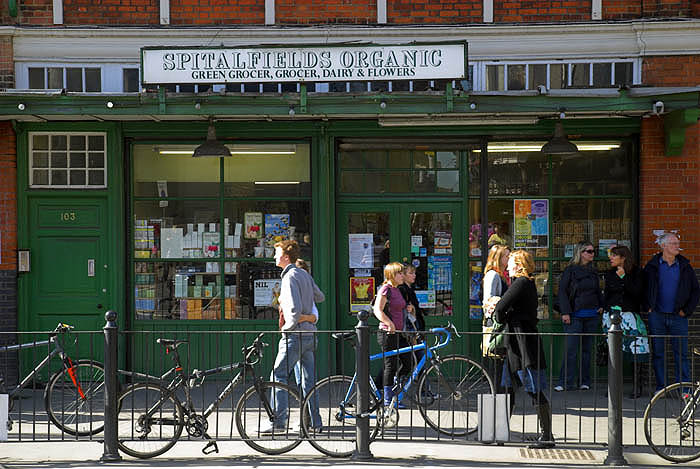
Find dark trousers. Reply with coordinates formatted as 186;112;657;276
377;331;413;389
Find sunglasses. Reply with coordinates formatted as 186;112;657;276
583;249;595;254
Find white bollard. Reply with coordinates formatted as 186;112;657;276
477;393;510;443
0;394;8;441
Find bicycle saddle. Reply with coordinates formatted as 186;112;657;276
156;338;189;348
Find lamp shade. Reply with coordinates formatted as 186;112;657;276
192;121;231;158
541;121;579;155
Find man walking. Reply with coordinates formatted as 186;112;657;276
644;233;700;393
261;239;324;433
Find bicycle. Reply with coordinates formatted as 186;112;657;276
643;348;700;463
299;324;495;457
116;332;302;459
0;323;105;436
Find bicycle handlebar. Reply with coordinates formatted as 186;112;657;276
53;323;74;333
242;332;268;364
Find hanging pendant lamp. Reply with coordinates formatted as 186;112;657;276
192;118;231;158
541;121;579;156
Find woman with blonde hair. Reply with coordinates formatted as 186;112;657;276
491;250;554;448
373;261;413;408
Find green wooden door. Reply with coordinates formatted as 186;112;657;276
335;202;465;372
24;197;113;337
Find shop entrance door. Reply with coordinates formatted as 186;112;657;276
336;202;464;339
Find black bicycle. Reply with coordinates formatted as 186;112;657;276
0;323;105;436
116;332;302;458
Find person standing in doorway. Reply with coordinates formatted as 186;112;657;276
261;240;324;433
643;233;699;393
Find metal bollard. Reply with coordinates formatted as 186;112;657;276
352;310;374;460
604;308;627;466
101;310;122;462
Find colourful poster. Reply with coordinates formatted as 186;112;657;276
513;199;549;248
244;212;263;239
427;255;452;291
350;277;375;312
264;214;290;246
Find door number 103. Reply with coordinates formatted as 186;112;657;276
60;211;77;221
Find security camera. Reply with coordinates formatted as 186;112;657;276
653;100;664;115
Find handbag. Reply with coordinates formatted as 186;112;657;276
486;319;507;358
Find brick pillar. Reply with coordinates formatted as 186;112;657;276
0;122;17;385
0;36;14;91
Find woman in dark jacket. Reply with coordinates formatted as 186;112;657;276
555;241;604;392
604;245;648;398
492;250;554;449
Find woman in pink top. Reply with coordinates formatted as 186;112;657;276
373;261;413;407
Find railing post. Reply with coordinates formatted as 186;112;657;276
604;308;627;466
352;310;374;460
101;310;121;462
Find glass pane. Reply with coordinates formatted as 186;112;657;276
48;68;63;89
468;149;480;195
66;68;83;92
69;153;86;168
551;141;632;195
70;135;86;150
468;198;482;257
550;64;567;89
51;152;67;168
88;170;104;185
180;84;195;93
32;152;48;168
349;82;366;92
32;134;49;150
236;261;282;320
33;169;48;185
28;68;45;89
436;151;458;169
88;152;104;168
409;212;453;317
387;149;411;169
70;170;86;185
51;169;67;185
486;65;504;91
552;199;634;259
614;62;633;86
340;171;365;193
51;135;67;150
123;68;140;92
486;200;514;249
393;80;410;91
436;170;459;193
133;144;220;197
85;68;101;92
339;150;387;169
592;63;612;87
533;260;549;319
507;64;526;90
528;64;547;89
487;144;548;196
412;170;435;192
88;135;104;151
347;211;390;310
414;150;457;169
571;63;590;87
223;200;312;262
224;143;311;197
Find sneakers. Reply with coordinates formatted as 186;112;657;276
258;421;286;434
579;384;590;391
554;385;564;392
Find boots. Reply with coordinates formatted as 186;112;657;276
630;361;648;399
529;400;555;449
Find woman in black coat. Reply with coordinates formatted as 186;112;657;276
491;250;554;449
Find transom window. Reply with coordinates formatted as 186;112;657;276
29;133;107;188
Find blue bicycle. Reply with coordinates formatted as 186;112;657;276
300;324;495;457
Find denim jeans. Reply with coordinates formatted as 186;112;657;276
648;311;690;391
270;331;321;428
558;316;599;388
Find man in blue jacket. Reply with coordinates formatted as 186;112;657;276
644;233;700;393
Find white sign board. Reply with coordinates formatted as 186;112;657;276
142;43;467;84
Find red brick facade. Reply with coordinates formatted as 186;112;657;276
0;121;16;271
493;0;589;23
604;1;691;20
643;55;700;88
171;0;265;26
0;35;13;91
277;0;374;24
388;1;482;24
63;0;159;26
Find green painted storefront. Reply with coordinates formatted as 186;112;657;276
8;89;700;376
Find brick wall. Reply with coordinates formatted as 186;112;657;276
644;55;700;88
277;0;374;25
493;0;589;23
388;1;482;24
63;0;159;25
15;0;53;26
0;122;17;383
603;1;691;20
171;0;265;25
0;35;13;90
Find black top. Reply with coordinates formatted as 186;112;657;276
558;264;604;315
398;283;426;331
494;276;538;328
604;266;644;313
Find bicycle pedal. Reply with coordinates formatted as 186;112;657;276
202;440;219;455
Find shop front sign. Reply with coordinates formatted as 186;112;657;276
141;42;467;84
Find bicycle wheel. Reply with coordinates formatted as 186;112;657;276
301;374;381;458
418;354;495;437
117;382;184;459
235;380;302;455
644;382;700;463
45;359;105;436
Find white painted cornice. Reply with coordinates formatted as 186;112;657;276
6;20;700;62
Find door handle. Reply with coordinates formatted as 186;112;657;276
88;259;95;277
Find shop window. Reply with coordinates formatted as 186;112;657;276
123;68;140;92
29;133;107;188
486;145;548;196
27;67;102;92
131;142;311;321
551;142;633;195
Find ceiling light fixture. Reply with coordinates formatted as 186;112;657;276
192;118;232;158
540;121;579;156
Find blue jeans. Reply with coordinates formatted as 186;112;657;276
648;312;690;391
270;331;321;428
558;316;599;389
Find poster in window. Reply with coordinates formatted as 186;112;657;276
254;279;282;307
348;233;374;268
427;255;452;291
434;231;452;254
350;277;375;312
415;290;436;309
202;232;220;258
244;212;263;239
513;199;548;249
264;214;290;246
